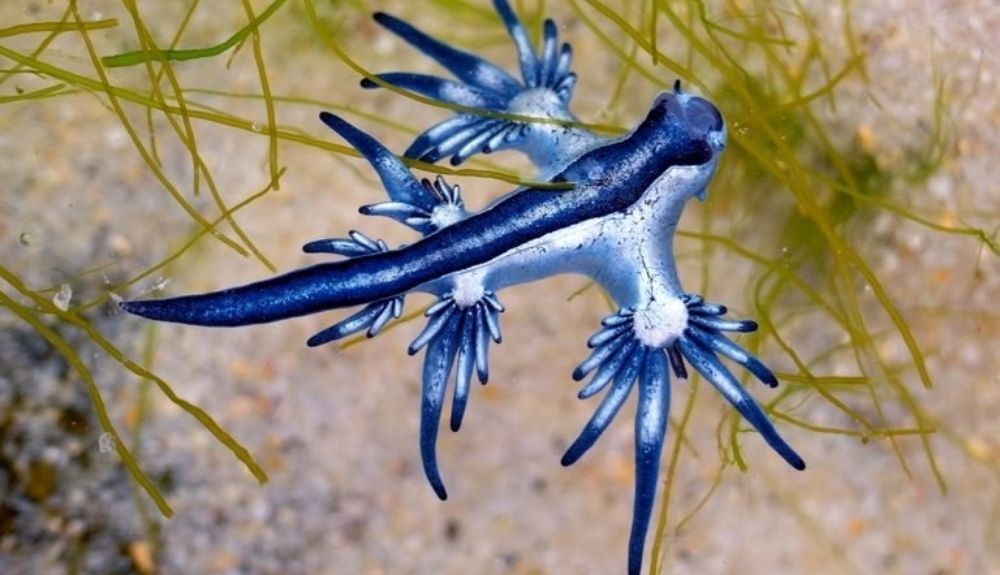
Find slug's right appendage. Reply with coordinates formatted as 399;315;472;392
408;289;505;500
565;299;804;575
563;308;670;575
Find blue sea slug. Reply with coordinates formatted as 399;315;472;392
122;2;804;573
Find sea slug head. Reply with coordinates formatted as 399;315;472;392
639;83;727;202
550;85;726;199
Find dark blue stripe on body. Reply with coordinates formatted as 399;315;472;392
122;99;711;327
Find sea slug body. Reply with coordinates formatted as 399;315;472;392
121;2;804;573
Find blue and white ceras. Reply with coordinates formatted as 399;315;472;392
121;2;805;574
361;0;603;176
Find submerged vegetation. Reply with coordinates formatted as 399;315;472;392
0;0;996;571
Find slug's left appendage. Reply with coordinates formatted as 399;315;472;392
408;290;505;500
365;0;590;169
567;299;804;575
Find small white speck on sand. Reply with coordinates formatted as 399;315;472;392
98;433;115;454
52;284;72;311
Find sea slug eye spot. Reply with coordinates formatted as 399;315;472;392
633;298;689;348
